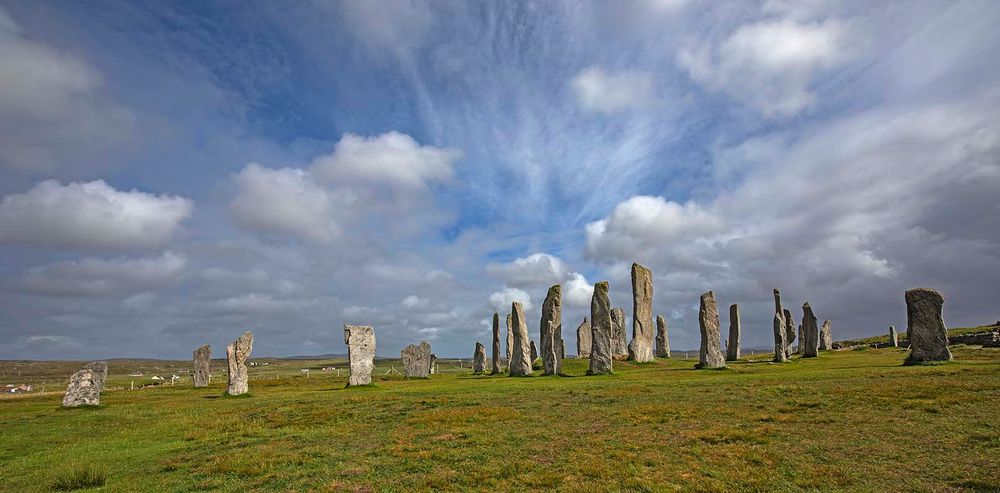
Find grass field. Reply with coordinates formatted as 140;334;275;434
1;343;998;492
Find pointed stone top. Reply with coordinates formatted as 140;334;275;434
905;287;943;304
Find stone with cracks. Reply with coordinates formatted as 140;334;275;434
192;344;211;388
589;281;614;375
226;331;253;395
726;304;741;361
889;325;899;347
820;320;833;350
801;304;819;358
491;313;502;374
905;288;952;364
773;313;787;362
62;361;107;407
344;325;376;386
539;285;563;375
506;313;513;366
628;263;655;362
784;309;796;356
401;341;432;378
698;292;726;369
656;315;670;358
473;342;487;374
577;318;592;358
509;301;533;376
611;307;628;360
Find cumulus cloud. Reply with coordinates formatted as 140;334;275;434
571;66;655;114
585;196;724;262
486;253;568;287
0;180;192;251
563;272;595;308
16;251;186;297
311;132;459;190
229;163;337;243
488;287;533;313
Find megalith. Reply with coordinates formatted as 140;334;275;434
344;325;375;386
193;344;211;388
819;320;833;350
509;301;533;376
577;318;592;358
402;341;432;378
539;284;563;375
784;309;796;356
529;340;538;364
226;331;253;395
589;281;614;375
429;354;438;374
506;313;513;366
904;288;952;364
611;307;628;360
697;291;726;368
656;315;670;358
62;361;108;407
889;325;899;347
801;304;819;358
726;304;741;361
491;312;502;374
628;263;655;362
773;312;787;362
473;342;487;374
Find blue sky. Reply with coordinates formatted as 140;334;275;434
1;0;998;359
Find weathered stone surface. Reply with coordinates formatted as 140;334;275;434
226;331;253;395
726;304;741;361
430;354;438;374
491;312;502;374
589;281;614;375
628;263;655;362
819;320;833;350
506;313;513;366
539;284;562;375
577;318;592;358
193;344;211;388
889;325;899;347
697;292;726;369
656;315;670;358
611;307;628;360
784;308;796;356
801;304;819;358
62;361;107;407
473;342;487;374
401;341;432;378
529;340;538;363
796;323;803;354
558;338;566;360
773;312;787;363
344;325;375;386
905;288;952;364
509;302;533;376
773;288;782;315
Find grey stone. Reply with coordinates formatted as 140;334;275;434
656;315;670;358
588;281;614;375
558;338;566;360
530;340;538;364
697;291;726;369
801;303;819;358
796;323;803;355
509;301;533;376
726;304;741;361
628;263;655;362
62;361;107;407
889;325;899;347
344;325;375;386
401;341;432;378
773;288;782;315
193;344;211;388
611;307;628;360
773;312;787;363
784;308;796;356
226;331;253;395
506;313;513;367
577;318;592;358
539;284;563;375
819;320;833;350
905;288;952;364
473;342;487;374
491;312;502;374
430;354;438;374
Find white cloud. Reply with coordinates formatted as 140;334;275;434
571;66;655;114
585;196;724;261
563;272;595;308
0;180;192;251
311;132;459;190
17;251;186;297
488;287;533;313
336;0;434;60
402;295;427;309
229;163;337;243
486;253;567;287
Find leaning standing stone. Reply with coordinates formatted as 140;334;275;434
904;288;952;364
629;263;655;362
801;304;819;358
473;342;487;374
539;284;563;375
62;361;108;407
509;301;533;376
226;331;254;395
589;281;614;375
819;320;833;350
344;325;375;386
577;318;592;358
889;325;899;347
697;292;726;368
401;341;433;378
726;304;741;361
611;307;628;360
656;315;670;358
491;312;502;374
773;313;787;363
193;344;211;388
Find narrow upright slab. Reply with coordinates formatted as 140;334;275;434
796;322;803;355
62;361;108;407
697;291;726;368
589;281;614;375
628;263;655;362
577;318;592;358
506;313;513;366
784;308;796;356
819;320;833;350
773;313;787;363
491;312;502;374
529;340;538;363
401;341;432;378
889;325;899;347
509;301;533;376
801;304;819;358
192;344;211;388
226;331;253;395
611;307;628;360
429;354;438;374
539;284;562;375
344;325;375;386
773;288;782;315
905;288;952;364
473;342;487;374
656;315;670;358
726;304;741;361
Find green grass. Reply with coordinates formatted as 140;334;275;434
836;324;998;348
50;466;107;491
1;347;997;492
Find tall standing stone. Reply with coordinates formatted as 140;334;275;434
904;288;952;364
226;331;253;395
509;302;533;376
473;342;487;374
697;291;726;368
796;323;803;355
344;325;376;386
589;281;614;375
539;284;563;375
819;320;833;350
773;312;787;362
401;341;432;378
784;309;796;356
889;325;899;347
628;263;655;362
491;313;502;374
801;304;819;358
611;307;628;360
506;313;513;366
577;318;592;358
726;304;741;361
656;315;670;358
62;361;107;407
192;344;211;388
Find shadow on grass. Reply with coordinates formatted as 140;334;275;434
220;392;252;399
57;404;103;412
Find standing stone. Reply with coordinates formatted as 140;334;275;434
796;323;803;354
473;342;487;374
726;304;741;361
192;344;211;388
529;340;538;363
656;315;670;358
491;313;502;374
506;313;513;367
62;361;107;407
539;284;563;375
904;288;952;364
558;338;566;360
611;307;628;360
773;312;787;362
401;341;432;378
801;304;819;358
889;325;899;347
819;320;833;350
589;281;614;375
697;291;726;369
344;325;376;386
509;302;533;376
429;354;438;374
226;331;253;395
628;263;655;362
784;309;796;356
577;318;592;358
773;288;782;315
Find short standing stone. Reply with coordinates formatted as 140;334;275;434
539;284;563;375
611;307;628;360
889;325;899;347
193;344;211;388
344;325;376;386
62;361;107;407
473;342;487;374
801;304;819;358
509;301;533;376
529;340;538;364
589;281;614;375
429;354;438;374
773;313;787;363
726;304;741;361
904;288;952;364
628;263;655;362
506;313;513;366
656;315;670;358
401;341;432;378
796;323;803;354
819;320;833;350
577;318;592;358
697;292;726;368
226;331;254;395
784;309;796;356
491;312;502;374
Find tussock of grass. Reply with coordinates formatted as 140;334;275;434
50;466;106;491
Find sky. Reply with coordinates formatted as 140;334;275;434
0;0;998;360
